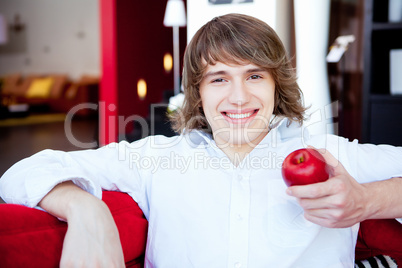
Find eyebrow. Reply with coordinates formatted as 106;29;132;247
203;70;227;80
203;68;267;80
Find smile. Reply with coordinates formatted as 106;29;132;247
222;109;259;122
226;112;253;119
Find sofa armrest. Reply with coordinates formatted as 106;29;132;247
2;190;399;267
0;191;148;268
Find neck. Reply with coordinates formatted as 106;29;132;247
214;130;269;166
219;146;251;167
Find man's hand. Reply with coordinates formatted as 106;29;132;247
39;181;125;268
60;199;125;267
286;148;370;228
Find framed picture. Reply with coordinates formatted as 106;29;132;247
208;0;253;5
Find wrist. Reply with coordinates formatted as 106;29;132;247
360;182;381;221
360;178;400;220
65;190;109;222
39;181;105;222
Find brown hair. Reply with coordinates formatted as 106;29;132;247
170;13;306;133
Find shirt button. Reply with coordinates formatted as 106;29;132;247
237;214;243;221
237;175;243;181
234;262;242;268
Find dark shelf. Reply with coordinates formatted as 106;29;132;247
362;0;402;146
369;96;402;146
372;22;402;31
370;94;402;102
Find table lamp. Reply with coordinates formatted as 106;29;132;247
163;0;187;96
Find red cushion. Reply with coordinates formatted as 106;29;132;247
0;191;148;268
356;219;402;264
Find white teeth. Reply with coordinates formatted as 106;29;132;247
226;112;253;119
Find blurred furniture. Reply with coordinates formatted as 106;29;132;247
362;0;402;146
126;90;177;142
0;73;99;117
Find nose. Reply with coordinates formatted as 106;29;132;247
228;81;251;105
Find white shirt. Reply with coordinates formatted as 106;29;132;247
1;119;402;268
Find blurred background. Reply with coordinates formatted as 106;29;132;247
1;0;401;203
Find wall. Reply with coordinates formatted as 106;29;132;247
98;0;187;144
0;0;100;80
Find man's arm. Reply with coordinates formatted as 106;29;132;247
361;177;402;220
286;148;402;228
39;181;125;267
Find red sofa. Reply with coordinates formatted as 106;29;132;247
0;191;148;268
356;218;402;264
0;191;401;267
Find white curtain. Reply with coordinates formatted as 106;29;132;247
294;0;334;136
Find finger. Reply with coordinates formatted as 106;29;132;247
286;178;339;199
304;206;360;228
303;211;345;228
298;194;333;210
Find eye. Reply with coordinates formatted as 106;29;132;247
248;74;262;80
211;78;226;83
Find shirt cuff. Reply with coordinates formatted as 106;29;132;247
25;175;102;208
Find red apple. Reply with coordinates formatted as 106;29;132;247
281;148;329;187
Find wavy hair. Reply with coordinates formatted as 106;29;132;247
170;13;306;133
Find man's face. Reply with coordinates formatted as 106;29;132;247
199;61;275;149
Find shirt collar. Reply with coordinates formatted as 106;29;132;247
184;117;309;148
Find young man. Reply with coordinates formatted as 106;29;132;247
1;13;402;267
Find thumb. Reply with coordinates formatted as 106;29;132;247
307;145;344;175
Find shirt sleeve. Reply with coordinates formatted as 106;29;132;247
0;140;146;209
308;135;402;224
352;142;402;184
307;134;402;183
